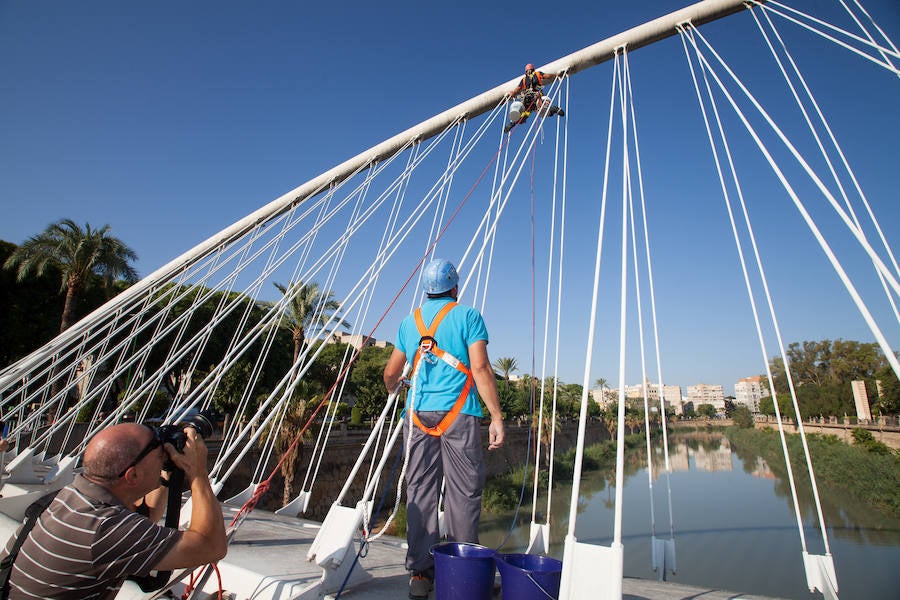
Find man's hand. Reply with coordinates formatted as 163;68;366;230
162;428;208;484
488;417;505;450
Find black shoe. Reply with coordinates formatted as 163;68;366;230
503;121;515;133
409;571;434;599
556;108;565;117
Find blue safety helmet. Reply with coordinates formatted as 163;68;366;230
422;258;459;294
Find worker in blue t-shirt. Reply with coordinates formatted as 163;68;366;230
384;258;504;600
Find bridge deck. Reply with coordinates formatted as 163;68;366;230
140;506;785;600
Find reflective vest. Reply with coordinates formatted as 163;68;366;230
408;301;473;436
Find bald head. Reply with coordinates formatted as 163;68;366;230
83;423;150;481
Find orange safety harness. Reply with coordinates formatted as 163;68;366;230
408;301;473;437
522;70;544;90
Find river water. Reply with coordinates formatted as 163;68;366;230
478;432;900;599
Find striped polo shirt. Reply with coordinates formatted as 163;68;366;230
5;474;180;599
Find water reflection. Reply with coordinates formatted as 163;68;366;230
652;433;733;473
479;431;900;599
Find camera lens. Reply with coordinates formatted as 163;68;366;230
186;410;216;439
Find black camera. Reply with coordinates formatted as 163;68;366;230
156;408;217;454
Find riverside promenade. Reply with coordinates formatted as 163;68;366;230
752;415;900;450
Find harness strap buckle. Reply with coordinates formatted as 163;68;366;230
419;335;436;351
440;352;460;369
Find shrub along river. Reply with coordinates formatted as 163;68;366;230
478;430;900;599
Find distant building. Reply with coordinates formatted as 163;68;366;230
686;383;725;412
324;331;391;350
623;379;683;415
590;384;619;407
735;376;763;412
851;380;872;421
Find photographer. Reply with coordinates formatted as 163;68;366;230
2;422;227;599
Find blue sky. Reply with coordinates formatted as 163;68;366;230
2;1;898;394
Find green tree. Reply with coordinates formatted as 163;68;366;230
497;379;528;419
532;410;559;465
0;240;64;365
767;339;892;419
624;410;642;434
850;427;891;455
275;387;316;506
758;393;795;418
557;383;584;420
724;397;736;417
873;365;900;415
305;341;352;394
212;359;255;415
349;345;394;419
4;219;138;332
492;356;518;381
732;404;754;428
602;403;618;439
272;281;350;377
696;403;717;419
587;394;604;420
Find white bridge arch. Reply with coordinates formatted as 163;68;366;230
1;1;897;598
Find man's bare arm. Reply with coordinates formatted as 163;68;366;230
468;340;505;449
383;348;408;392
154;430;227;570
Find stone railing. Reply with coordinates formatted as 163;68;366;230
753;415;900;450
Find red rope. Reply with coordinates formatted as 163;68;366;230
178;562;225;600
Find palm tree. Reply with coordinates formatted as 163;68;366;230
269;281;348;505
531;409;558;466
594;377;609;404
492;356;518;381
4;219;138;332
625;412;642;435
276;390;315;506
272;280;350;374
603;404;618;441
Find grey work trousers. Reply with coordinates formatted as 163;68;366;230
404;412;486;574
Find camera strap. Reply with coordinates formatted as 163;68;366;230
0;489;61;600
128;468;185;592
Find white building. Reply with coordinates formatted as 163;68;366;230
623;379;683;415
735;376;763;412
686;383;725;412
324;331;391;350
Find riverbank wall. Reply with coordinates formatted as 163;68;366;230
753;417;900;450
671;417;900;450
217;419;610;520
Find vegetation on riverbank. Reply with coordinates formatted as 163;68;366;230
725;426;900;517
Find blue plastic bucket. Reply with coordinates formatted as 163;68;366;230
431;542;496;600
495;553;562;600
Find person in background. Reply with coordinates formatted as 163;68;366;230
383;258;505;600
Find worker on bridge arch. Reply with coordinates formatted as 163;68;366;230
505;63;564;133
